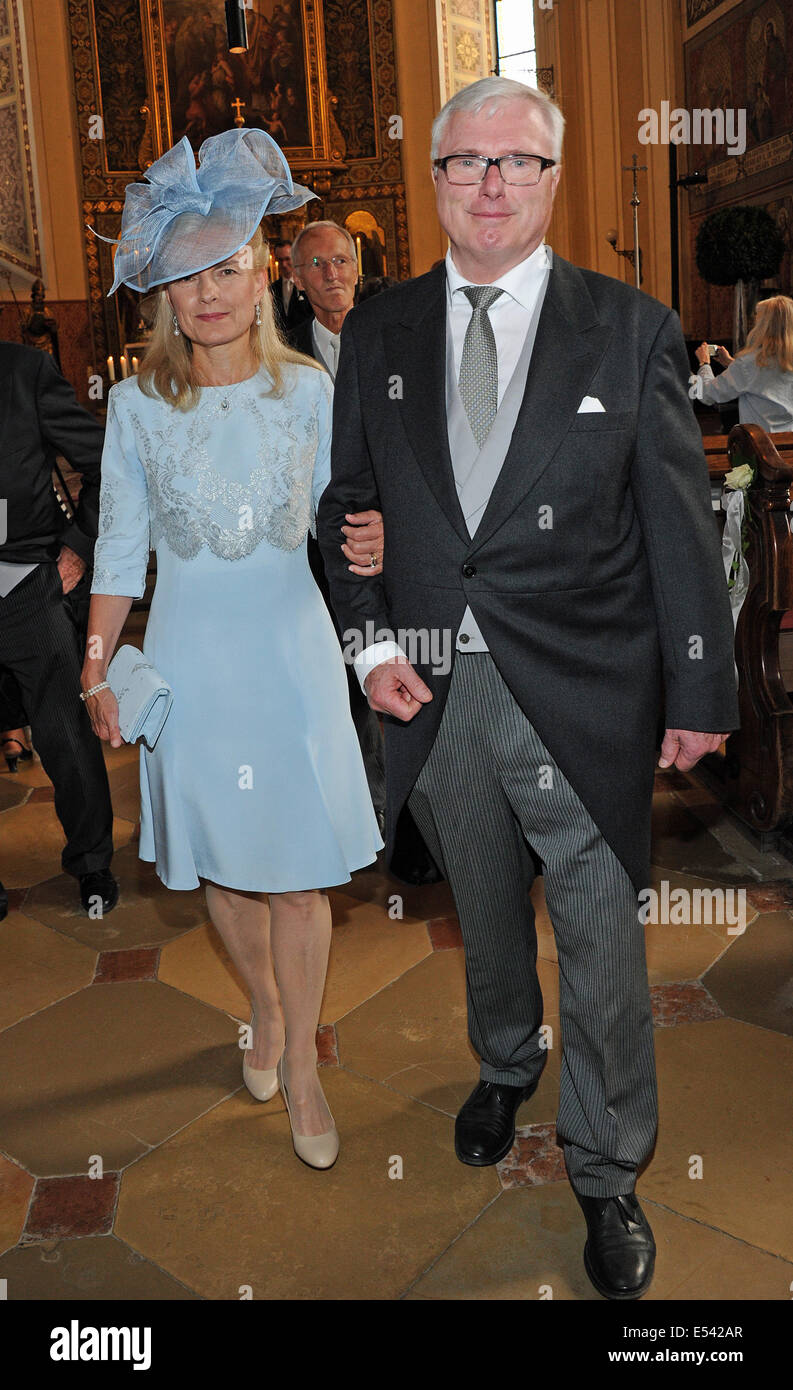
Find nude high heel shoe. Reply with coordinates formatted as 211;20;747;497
276;1054;339;1170
242;1012;279;1102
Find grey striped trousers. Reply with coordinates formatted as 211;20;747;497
408;651;657;1196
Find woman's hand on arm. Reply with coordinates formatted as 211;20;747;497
341;509;384;576
80;592;135;746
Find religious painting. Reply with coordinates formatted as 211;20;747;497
684;0;747;40
684;0;793;212
690;33;734;169
686;0;732;28
745;3;789;144
160;0;311;151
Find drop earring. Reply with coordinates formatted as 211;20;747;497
254;301;262;326
172;313;180;337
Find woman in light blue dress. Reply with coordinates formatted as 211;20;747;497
81;130;383;1170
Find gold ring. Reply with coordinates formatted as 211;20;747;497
370;553;378;567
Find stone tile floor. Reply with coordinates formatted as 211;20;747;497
1;735;792;1301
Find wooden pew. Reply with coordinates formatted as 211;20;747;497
703;434;731;490
707;425;793;841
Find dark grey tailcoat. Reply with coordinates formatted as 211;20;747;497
316;257;739;892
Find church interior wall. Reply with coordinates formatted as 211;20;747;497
2;0;790;399
681;0;793;341
0;0;91;400
535;0;791;338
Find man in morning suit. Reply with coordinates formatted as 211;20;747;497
269;237;313;335
317;78;739;1299
0;342;118;920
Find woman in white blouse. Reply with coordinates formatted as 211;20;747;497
690;294;793;434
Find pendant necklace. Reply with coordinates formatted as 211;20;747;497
199;370;257;414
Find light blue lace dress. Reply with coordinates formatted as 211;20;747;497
92;364;383;891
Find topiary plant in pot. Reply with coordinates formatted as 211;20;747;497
695;205;784;348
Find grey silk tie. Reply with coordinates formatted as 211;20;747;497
458;285;504;448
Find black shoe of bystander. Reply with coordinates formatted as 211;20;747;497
79;869;119;916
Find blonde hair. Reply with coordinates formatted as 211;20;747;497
138;226;321;410
738;295;793;373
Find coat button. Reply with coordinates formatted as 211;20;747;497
459;632;470;644
462;563;477;578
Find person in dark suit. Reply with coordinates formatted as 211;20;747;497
317;78;738;1299
287;221;387;832
269;237;313;335
0;341;118;918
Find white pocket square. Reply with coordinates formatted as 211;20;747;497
577;396;606;413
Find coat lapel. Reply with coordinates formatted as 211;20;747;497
469;256;614;553
383;266;470;545
382;258;614;552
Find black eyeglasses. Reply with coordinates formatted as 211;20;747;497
433;154;556;186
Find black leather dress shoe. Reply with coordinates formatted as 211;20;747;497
0;880;7;922
575;1191;656;1300
79;870;119;916
455;1079;537;1166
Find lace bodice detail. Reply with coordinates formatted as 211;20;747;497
92;366;332;597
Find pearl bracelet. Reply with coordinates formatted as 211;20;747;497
80;681;110;702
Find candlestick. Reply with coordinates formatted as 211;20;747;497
120;355;129;379
132;356;139;374
355;234;363;277
107;355;116;383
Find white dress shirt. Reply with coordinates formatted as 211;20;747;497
353;243;552;689
445;241;550;404
312;318;341;380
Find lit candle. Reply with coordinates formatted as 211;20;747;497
132;356;139;374
355;234;363;276
107;355;116;383
120;355;129;379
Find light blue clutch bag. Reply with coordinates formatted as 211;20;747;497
106;644;173;750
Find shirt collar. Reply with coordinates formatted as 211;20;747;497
445;242;551;312
312;318;341;350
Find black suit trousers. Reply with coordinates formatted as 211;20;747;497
0;563;113;876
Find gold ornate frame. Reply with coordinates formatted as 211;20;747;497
140;0;345;173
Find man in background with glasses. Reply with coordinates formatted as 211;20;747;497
289;222;360;379
318;76;737;1299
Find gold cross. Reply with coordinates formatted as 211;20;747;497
231;97;246;126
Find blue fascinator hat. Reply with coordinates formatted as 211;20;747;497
97;128;317;296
